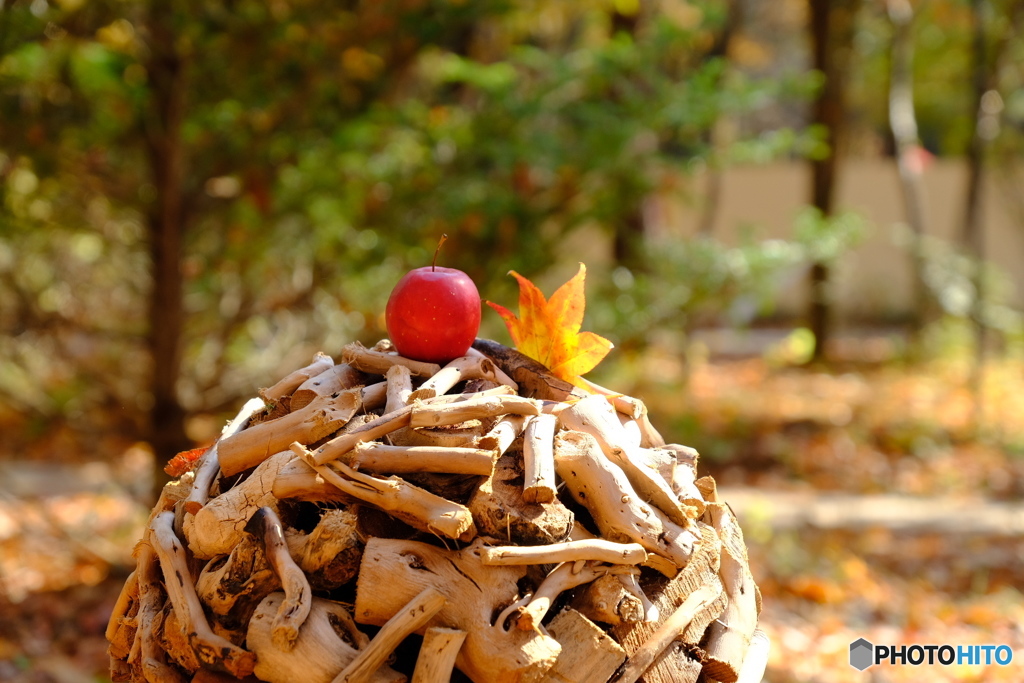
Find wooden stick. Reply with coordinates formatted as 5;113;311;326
481;539;647;567
384;365;413;414
560;396;691;525
183;398;264;514
218;389;362;476
553;430;700;569
410;394;540;428
293;443;476;541
342;341;441;378
736;629;770;683
577;378;645;420
702;503;760;683
105;568;138;646
522;413;557;504
613;584;720;683
346;441;496;476
570;573;645;626
261;352;335;402
476;414;526;455
150;512;256;678
246;507;312;650
516;562;627;632
310;405;413;466
332;587;447;683
410;355;499;401
466;346;519;390
411;627;467;683
292;363;366;409
132;541;187;683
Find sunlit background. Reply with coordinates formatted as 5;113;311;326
2;0;1024;680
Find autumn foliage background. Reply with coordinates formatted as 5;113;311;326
4;0;1024;681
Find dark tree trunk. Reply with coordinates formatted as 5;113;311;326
143;5;191;499
806;0;861;362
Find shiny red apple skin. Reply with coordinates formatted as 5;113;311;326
385;266;481;363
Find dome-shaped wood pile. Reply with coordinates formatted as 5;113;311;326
107;339;768;683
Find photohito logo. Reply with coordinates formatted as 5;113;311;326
849;639;1013;670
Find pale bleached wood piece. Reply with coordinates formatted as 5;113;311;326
384;364;413;414
361;381;388;412
185;451;292;558
411;627;467;683
613;584;720;683
541;609;626;683
245;507;312;650
735;629;770;683
285;508;362;590
292;363;366;409
480;540;647;567
410;395;540;428
553;430;700;569
184;397;264;514
355;537;561;683
522;413;557;504
559;396;691;525
342;341;441;378
332;587;446;683
701;503;760;683
569;574;644;626
346;441;496;476
261;353;335;403
150;512;256;678
476;414;527;455
516;562;632;632
218;389;362;476
131;541;187;683
292;443;476;541
105;568;138;651
247;594;405;683
310;405;414;466
410;355;500;401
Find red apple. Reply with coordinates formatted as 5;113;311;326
385;265;481;363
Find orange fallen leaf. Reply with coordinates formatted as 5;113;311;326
486;263;613;389
165;446;209;478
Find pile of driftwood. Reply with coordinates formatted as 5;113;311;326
106;339;768;683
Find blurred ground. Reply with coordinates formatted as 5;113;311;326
2;331;1024;681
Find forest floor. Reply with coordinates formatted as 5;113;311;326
3;331;1024;682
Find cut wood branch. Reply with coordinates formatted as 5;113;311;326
466;346;519;390
355;537;561;683
701;503;760;683
542;609;625;683
412;627;467;683
522;413;557;504
559;396;692;525
132;541;186;683
553;430;700;569
410;395;540;428
285;508;362;591
292;443;476;541
261;353;335;403
476;415;526;455
481;540;647;567
613;583;720;683
245;506;312;650
218;389;362;476
516;562;627;632
185;451;292;558
247;594;404;683
342;341;441;378
411;355;501;401
292;363;367;409
735;629;770;683
569;574;644;626
384;365;413;414
309;406;413;466
150;511;256;678
184;398;264;514
332;586;446;683
345;441;496;476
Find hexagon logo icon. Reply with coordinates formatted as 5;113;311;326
849;638;874;671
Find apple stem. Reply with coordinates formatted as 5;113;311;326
432;234;448;272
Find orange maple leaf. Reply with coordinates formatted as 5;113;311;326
486;263;613;388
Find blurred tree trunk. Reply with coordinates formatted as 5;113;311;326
887;0;930;341
806;0;861;362
143;5;191;498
